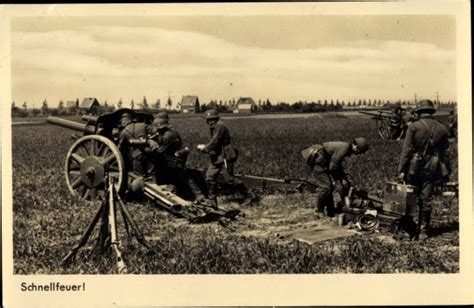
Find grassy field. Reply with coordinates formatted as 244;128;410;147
12;116;459;274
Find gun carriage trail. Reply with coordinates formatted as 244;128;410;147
11;108;459;274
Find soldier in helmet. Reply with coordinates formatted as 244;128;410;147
448;109;457;138
147;117;207;202
197;109;249;209
303;137;370;218
118;112;152;177
155;111;170;122
397;99;451;240
389;102;405;139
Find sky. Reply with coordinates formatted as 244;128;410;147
11;15;456;108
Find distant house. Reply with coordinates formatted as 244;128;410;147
80;98;101;115
234;97;256;113
180;95;200;113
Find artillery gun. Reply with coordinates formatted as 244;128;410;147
47;108;246;272
358;109;407;140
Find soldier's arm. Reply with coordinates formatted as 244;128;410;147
439;126;451;173
397;125;415;174
155;132;173;154
203;124;224;153
328;143;351;180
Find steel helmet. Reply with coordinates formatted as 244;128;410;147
121;112;132;119
204;109;220;120
415;99;436;114
156;111;169;121
354;137;369;154
153;117;169;130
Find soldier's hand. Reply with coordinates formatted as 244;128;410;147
341;179;351;189
197;144;206;151
397;172;405;183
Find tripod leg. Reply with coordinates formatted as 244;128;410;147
61;201;104;266
97;197;110;254
108;180;128;274
115;190;154;251
120;206;133;248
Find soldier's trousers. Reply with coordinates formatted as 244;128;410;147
205;160;245;200
409;174;434;229
309;164;335;215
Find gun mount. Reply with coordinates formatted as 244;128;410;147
358;110;406;140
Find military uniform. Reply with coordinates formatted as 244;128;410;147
199;110;246;208
389;105;405;139
118;121;152;176
398;100;451;237
148;121;204;200
448;111;457;138
307;142;354;216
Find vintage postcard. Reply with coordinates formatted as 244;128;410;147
1;2;472;306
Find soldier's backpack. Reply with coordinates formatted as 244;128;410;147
301;144;323;166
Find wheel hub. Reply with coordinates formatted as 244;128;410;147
80;156;105;188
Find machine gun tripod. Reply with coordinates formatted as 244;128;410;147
61;174;154;274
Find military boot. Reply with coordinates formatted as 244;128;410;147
325;197;336;218
314;196;325;219
417;210;432;240
206;182;219;210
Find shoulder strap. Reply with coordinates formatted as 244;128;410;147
419;119;437;157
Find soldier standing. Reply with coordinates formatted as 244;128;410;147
448;109;457;138
118;112;152;177
197;109;248;209
397;99;451;240
147;117;206;202
302;137;369;217
389;102;405;139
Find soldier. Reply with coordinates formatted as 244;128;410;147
303;137;369;218
155;111;170;122
397;99;451;240
389;102;405;139
407;109;420;126
448;109;457;138
197;109;248;209
147;117;207;202
118;112;152;177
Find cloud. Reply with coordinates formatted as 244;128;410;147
12;25;456;104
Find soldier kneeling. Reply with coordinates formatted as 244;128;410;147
302;137;369;218
147;117;207;203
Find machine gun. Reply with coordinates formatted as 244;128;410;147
358;109;406;140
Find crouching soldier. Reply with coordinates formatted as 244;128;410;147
147;117;207;203
197;109;249;209
118;112;153;178
397;99;451;240
302;137;369;218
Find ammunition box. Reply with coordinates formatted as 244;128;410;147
383;182;417;216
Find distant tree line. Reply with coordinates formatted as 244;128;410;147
12;96;458;117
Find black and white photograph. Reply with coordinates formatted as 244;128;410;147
1;2;472;306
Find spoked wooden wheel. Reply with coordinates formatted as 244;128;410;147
65;135;125;200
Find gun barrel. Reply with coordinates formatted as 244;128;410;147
82;115;99;123
46;116;94;133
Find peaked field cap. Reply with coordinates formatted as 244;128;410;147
204;109;220;120
415;99;436;114
354;137;369;153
